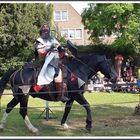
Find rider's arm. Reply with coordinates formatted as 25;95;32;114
53;38;61;48
35;42;47;58
53;38;66;52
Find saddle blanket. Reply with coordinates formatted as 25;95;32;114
33;84;44;93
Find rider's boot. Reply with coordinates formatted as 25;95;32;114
55;82;69;102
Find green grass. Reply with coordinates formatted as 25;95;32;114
0;90;140;137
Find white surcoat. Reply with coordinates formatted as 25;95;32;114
36;37;61;85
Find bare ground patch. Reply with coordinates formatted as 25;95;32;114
99;115;140;127
41;117;86;131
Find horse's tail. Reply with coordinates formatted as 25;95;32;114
0;68;16;97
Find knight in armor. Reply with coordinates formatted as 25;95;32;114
34;24;69;102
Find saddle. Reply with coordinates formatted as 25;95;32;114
9;61;39;88
22;63;44;92
22;61;68;94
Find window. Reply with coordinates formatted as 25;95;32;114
61;28;83;39
69;29;75;38
62;11;68;20
61;29;68;38
75;29;82;39
54;11;61;21
54;11;68;21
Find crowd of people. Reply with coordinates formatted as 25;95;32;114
115;54;137;82
114;54;138;93
88;54;139;93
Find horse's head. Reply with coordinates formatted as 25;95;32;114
97;57;118;83
68;53;118;84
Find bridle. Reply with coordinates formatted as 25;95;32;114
103;57;117;82
64;48;116;82
74;55;115;82
74;56;97;74
64;48;97;74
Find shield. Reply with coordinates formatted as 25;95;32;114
67;40;78;57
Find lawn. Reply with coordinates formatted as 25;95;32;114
0;89;140;137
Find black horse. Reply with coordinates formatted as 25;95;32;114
0;53;117;133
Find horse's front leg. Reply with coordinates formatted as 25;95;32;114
0;97;19;130
18;94;38;134
61;99;74;130
75;93;92;132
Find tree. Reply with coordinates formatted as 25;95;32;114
81;3;140;54
0;3;54;74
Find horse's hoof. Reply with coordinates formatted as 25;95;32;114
61;123;69;130
33;128;39;134
29;127;39;134
85;126;92;133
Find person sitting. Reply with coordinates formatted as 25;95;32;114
34;23;69;102
125;56;134;82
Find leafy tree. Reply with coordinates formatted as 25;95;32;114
81;3;140;54
0;3;53;75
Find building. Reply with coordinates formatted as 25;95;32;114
53;3;91;45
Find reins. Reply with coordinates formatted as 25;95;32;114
71;55;115;83
73;56;97;74
64;48;98;75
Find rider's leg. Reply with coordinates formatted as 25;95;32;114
54;69;69;102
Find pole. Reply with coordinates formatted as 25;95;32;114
133;68;140;115
0;96;1;113
137;68;140;104
138;68;140;91
45;101;49;121
37;101;49;120
45;101;57;120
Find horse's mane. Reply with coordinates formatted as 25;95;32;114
66;53;106;69
77;53;106;63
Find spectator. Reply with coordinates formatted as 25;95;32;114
122;67;127;82
125;56;134;82
96;71;105;84
114;54;124;81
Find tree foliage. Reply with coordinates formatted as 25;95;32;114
81;3;140;54
0;3;53;74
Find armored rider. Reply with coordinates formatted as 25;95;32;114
34;24;69;102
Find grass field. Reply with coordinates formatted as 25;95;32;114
0;89;140;137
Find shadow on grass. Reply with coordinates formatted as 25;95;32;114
0;102;140;137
